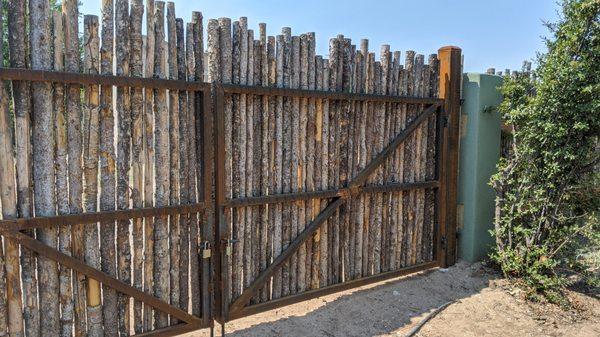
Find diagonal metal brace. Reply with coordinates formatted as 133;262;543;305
1;229;202;326
228;102;442;316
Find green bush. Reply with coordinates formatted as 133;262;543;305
491;0;599;302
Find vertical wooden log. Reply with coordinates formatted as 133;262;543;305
251;37;262;304
379;45;392;273
30;0;60;335
100;0;118;335
423;54;439;262
175;17;189;316
364;51;375;276
402;50;416;267
396;62;408;269
231;18;247;301
271;34;285;299
244;29;255;297
437;46;461;267
388;50;401;271
319;58;330;287
372;60;384;274
281;27;292;297
82;15;103;337
258;23;270;302
313;55;324;288
129;1;144;333
7;1;38;335
416;55;428;264
296;33;308;293
143;0;156;330
152;2;170;328
265;33;277;301
306;32;317;289
348;45;360;280
289;34;301;294
60;1;87;335
356;40;367;278
166;5;180;324
115;1;132;334
339;37;351;282
53;12;74;337
410;54;423;265
217;15;232;316
0;5;24;336
327;37;339;284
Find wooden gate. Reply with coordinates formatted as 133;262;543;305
0;1;461;336
210;26;462;326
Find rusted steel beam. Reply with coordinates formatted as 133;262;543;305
229;261;438;320
2;230;202;325
0;202;205;232
220;83;443;104
228;197;344;316
133;323;203;337
0;67;210;91
350;102;442;188
225;180;440;208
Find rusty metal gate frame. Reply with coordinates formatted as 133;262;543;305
213;83;447;324
0;67;215;337
0;45;462;335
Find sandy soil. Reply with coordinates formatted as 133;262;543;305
184;261;600;337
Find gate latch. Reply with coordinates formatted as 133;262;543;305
200;241;212;259
221;238;238;256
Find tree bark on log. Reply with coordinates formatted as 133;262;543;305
166;5;180;324
129;1;144;333
175;17;189;316
327;37;339;284
320;58;330;287
271;33;285;299
231;18;247;301
244;29;255;297
289;34;301;294
0;6;24;336
297;33;309;293
7;2;38;334
100;1;118;335
82;15;103;337
52;13;74;337
281;27;292;297
30;0;60;335
306;32;317;289
115;1;131;333
143;0;156;330
402;50;416;267
190;11;203;316
152;2;170;328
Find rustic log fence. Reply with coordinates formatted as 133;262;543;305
0;1;461;336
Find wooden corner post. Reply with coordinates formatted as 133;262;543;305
437;46;461;267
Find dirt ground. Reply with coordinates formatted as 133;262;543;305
185;261;600;337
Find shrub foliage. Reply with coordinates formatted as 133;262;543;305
491;0;599;300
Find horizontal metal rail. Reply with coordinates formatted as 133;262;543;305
0;202;206;232
0;67;210;91
225;180;439;208
229;261;439;320
221;83;444;104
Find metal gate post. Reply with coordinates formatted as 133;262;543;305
437;46;462;267
212;83;228;326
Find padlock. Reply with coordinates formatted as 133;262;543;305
200;241;211;259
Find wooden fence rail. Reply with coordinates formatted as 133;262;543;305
0;1;461;336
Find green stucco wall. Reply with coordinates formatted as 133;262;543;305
458;73;503;262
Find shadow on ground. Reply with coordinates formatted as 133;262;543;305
197;261;496;337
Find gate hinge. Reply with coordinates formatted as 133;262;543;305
442;116;449;127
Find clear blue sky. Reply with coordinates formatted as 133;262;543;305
80;0;560;72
